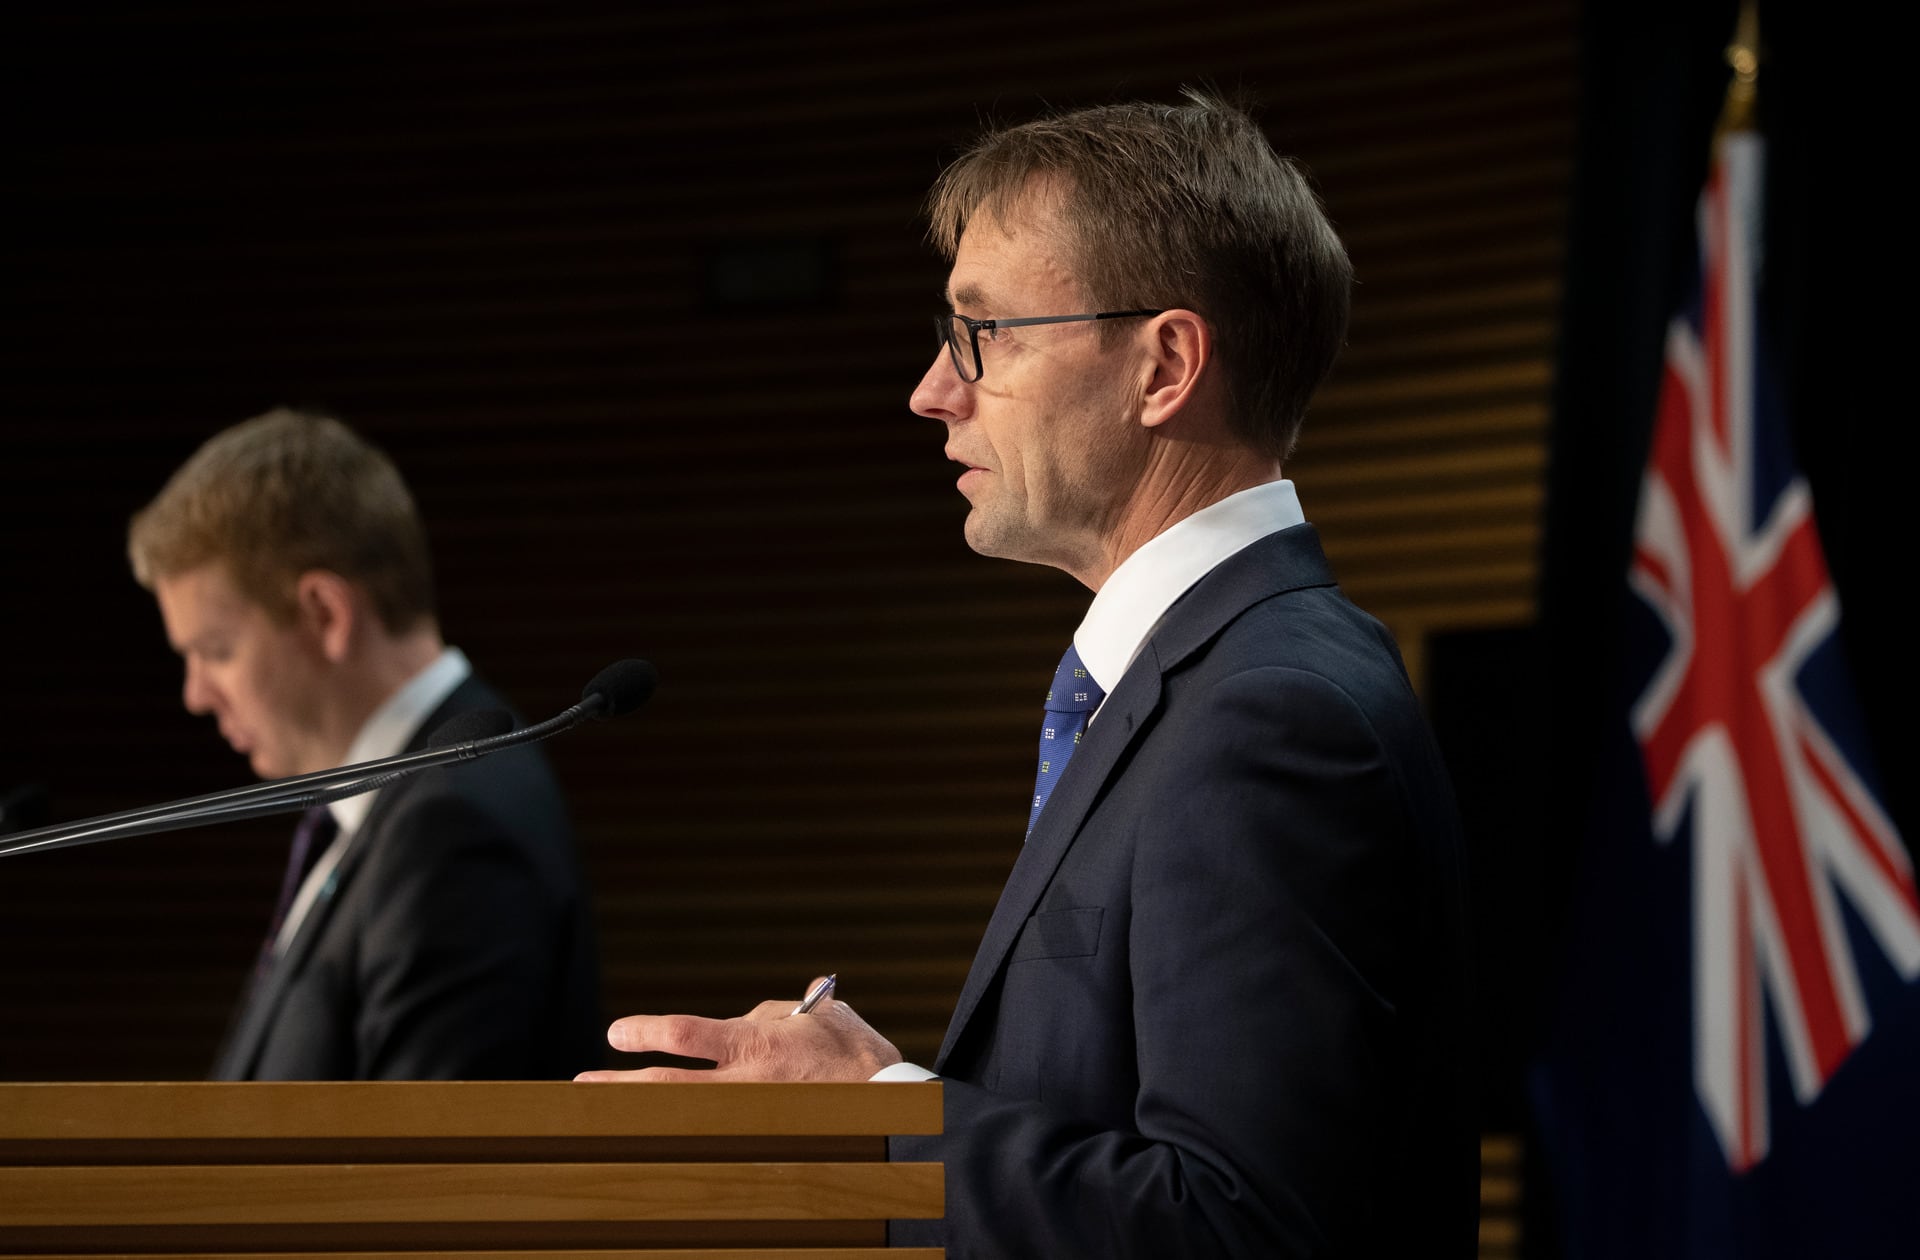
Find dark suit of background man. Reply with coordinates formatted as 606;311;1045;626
579;91;1477;1257
128;409;602;1080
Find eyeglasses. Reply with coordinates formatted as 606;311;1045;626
935;309;1164;383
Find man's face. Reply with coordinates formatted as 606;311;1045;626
909;200;1149;578
153;563;334;781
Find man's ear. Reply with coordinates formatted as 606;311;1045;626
292;570;360;665
1138;309;1212;430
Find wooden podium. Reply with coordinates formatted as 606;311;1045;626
0;1081;943;1258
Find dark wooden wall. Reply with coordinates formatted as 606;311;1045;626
1;0;1572;1159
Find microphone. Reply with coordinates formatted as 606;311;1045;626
580;658;658;718
427;709;516;748
0;659;657;860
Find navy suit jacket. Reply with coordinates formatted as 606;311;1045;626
892;524;1477;1257
212;674;603;1080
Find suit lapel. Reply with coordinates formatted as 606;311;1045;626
935;651;1163;1068
212;962;279;1080
212;831;365;1079
212;678;488;1079
931;524;1340;1070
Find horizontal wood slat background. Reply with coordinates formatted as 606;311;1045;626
0;0;1571;1124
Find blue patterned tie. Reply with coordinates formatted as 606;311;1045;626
1028;643;1106;838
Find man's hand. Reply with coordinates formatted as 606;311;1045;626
574;978;904;1082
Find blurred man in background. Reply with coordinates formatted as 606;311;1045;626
130;408;601;1079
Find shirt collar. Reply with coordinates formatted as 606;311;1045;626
1074;480;1304;693
327;646;473;838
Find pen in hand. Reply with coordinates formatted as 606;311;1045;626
792;973;837;1015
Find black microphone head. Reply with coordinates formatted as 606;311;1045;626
426;708;516;748
583;659;658;718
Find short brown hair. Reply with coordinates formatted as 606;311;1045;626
129;408;437;633
928;88;1352;459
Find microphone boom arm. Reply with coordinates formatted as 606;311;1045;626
0;677;636;860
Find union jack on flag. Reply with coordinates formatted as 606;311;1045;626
1627;126;1920;1174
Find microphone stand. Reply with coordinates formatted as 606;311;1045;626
0;690;621;860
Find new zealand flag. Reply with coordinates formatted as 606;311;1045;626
1533;119;1920;1259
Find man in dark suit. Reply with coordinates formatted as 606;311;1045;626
130;408;602;1080
580;92;1476;1256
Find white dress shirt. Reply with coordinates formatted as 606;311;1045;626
1075;479;1305;703
272;646;473;954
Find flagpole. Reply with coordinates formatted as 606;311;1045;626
1718;0;1760;135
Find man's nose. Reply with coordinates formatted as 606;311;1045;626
909;349;971;423
181;660;214;715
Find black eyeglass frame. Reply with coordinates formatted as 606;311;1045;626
936;309;1164;383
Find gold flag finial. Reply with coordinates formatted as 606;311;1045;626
1719;0;1760;134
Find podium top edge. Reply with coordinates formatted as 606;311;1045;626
0;1080;944;1139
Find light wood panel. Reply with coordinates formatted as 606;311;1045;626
0;1080;939;1143
0;1082;941;1256
0;1253;934;1260
2;1163;943;1227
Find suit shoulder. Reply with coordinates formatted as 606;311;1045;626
357;741;579;889
1200;583;1415;714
